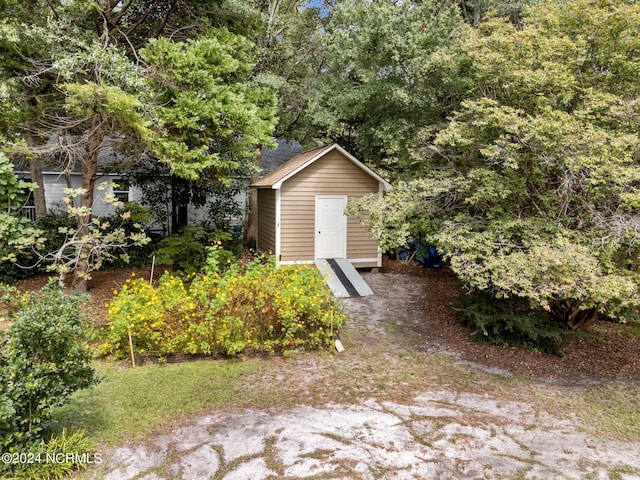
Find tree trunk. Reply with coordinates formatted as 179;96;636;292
550;299;598;331
177;203;188;231
72;117;102;292
24;132;47;218
28;159;47;217
473;0;481;28
170;175;189;233
245;146;262;249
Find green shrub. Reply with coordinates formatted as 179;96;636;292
99;202;160;268
0;204;156;282
0;210;80;283
34;210;78;254
101;250;345;358
0;429;95;480
0;281;98;448
0;154;42;283
0;210;73;283
0;256;33;284
153;226;216;273
453;291;571;356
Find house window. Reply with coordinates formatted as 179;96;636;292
113;179;130;203
21;178;37;221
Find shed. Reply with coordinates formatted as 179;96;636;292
251;143;391;268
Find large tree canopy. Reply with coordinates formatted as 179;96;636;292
349;0;640;329
142;28;277;179
0;0;276;290
250;0;328;143
309;0;463;171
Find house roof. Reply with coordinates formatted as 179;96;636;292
12;141;136;175
260;139;304;176
14;137;304;178
251;143;392;190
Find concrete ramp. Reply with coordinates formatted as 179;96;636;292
314;258;374;297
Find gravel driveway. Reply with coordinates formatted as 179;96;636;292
87;271;640;480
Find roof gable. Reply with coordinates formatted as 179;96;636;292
251;143;391;190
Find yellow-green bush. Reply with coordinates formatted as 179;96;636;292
101;251;345;357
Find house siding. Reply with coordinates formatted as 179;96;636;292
257;188;276;254
186;178;250;227
40;173;142;217
279;151;380;266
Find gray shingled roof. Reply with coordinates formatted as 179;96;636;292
14;137;305;177
259;139;304;176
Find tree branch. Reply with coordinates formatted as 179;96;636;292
44;0;60;21
124;0;163;38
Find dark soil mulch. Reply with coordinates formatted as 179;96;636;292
381;259;640;383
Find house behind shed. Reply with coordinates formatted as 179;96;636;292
251;143;391;268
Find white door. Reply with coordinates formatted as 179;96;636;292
315;195;347;259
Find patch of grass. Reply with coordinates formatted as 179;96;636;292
628;323;640;339
319;432;353;445
512;465;534;480
50;358;279;447
609;464;640;480
300;449;334;460
49;319;639;459
384;318;400;335
264;436;284;476
560;385;640;442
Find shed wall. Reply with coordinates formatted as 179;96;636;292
279;151;380;266
257;188;276;254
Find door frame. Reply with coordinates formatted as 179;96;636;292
315;195;347;259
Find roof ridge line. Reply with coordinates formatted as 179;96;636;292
298;142;336;155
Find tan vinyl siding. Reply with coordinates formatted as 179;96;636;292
279;151;379;262
257;188;276;254
346;217;378;259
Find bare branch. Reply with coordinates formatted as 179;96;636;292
124;0;163;38
110;0;135;25
44;0;61;21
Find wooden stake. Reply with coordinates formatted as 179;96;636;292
128;328;136;368
330;312;344;353
149;255;156;285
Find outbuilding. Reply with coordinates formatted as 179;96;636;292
251;143;391;268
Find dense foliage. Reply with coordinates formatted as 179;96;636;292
349;0;640;329
101;249;345;358
454;292;571;356
0;153;40;263
0;282;97;449
25;187;151;287
0;429;94;480
141;28;277;180
152;226;240;274
2;0;638;347
0;0;277;290
127;158;249;235
310;0;463;170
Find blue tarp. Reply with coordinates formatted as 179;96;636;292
387;240;444;268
